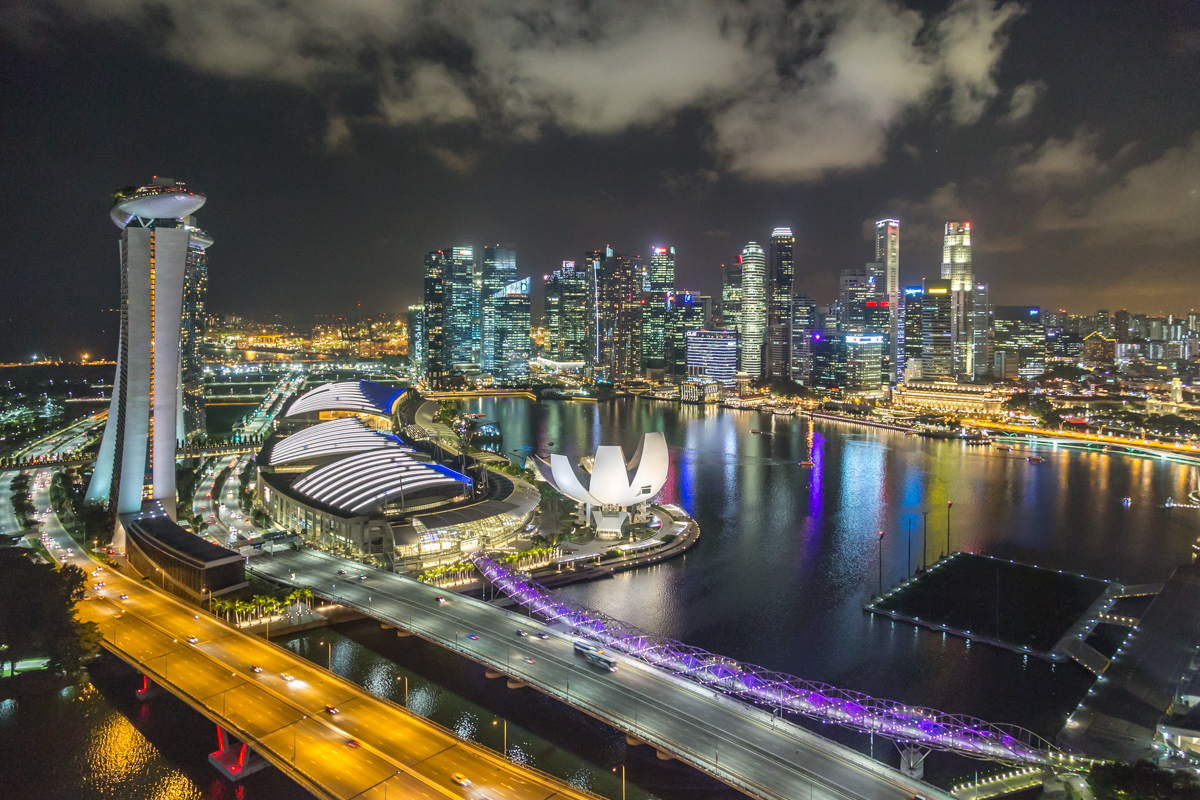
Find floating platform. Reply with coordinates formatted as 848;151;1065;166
867;552;1118;661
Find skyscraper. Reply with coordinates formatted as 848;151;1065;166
921;279;953;380
766;227;794;380
721;261;742;330
87;178;207;522
665;290;706;376
407;304;425;373
423;251;449;387
901;286;924;377
592;247;644;382
875;219;900;378
545;260;592;363
993;306;1045;379
446;246;477;368
179;215;212;441
643;246;675;371
738;242;767;379
686;329;739;386
790;295;817;384
941;222;974;377
970;282;993;380
492;278;532;383
480;246;516;373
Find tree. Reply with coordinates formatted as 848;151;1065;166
1089;760;1200;800
0;555;100;677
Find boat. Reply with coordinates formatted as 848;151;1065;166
750;430;763;435
799;461;814;468
994;445;1011;451
772;407;796;416
1027;456;1044;463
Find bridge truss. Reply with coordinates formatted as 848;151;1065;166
468;551;1063;765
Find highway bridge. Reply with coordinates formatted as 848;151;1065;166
251;548;968;800
0;442;259;472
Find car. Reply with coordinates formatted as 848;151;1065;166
345;738;359;748
536;632;549;640
118;593;128;600
187;636;199;644
325;704;340;714
516;629;528;637
59;554;68;562
450;773;472;787
467;633;479;640
524;657;536;664
281;673;295;682
337;569;347;575
436;595;446;603
250;664;263;673
206;492;211;498
357;574;367;581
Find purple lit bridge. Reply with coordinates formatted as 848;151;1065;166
468;550;1064;767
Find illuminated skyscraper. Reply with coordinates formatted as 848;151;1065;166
423;251;449;387
492;278;532;383
738;242;767;379
87;178;206;521
766;227;794;380
875;219;900;379
179;216;212;440
721;261;742;330
545;260;592;362
686;329;739;386
446;246;477;368
901;286;924;376
407;304;425;373
644;246;675;371
921;279;953;380
941;222;974;377
970;282;993;380
790;295;817;384
592;247;644;382
665;290;706;376
480;246;516;373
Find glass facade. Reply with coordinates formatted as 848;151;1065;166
738;242;767;379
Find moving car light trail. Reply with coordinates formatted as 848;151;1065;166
468;551;1062;765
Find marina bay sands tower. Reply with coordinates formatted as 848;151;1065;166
87;178;208;524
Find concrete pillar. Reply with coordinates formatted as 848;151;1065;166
135;675;162;700
898;745;927;780
625;734;645;747
208;725;268;781
655;749;674;761
396;629;414;638
485;668;505;679
506;678;527;689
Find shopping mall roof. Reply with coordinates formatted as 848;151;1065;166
286;380;406;419
291;448;465;516
269;417;401;465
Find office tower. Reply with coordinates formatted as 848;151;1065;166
666;290;707;376
492;278;532;383
1095;310;1113;337
875;219;900;379
423;251;449;387
1112;310;1133;342
1045;328;1083;363
810;332;847;391
846;334;885;392
993;306;1045;379
87;178;206;520
941;222;974;377
480;246;516;373
179;215;212;441
445;246;476;368
766;228;794;379
543;272;562;356
901;287;924;377
970;282;993;380
921;279;953;380
790;295;817;384
407;305;425;372
686;329;739;386
592;247;644;382
644;246;676;371
721;261;742;330
838;267;876;333
738;242;767;379
545;260;592;362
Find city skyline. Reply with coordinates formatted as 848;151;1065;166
3;3;1200;361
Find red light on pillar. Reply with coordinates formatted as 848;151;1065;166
217;725;225;751
238;743;247;767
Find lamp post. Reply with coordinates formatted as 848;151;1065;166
613;765;626;800
906;517;912;579
877;530;884;598
946;501;953;557
319;640;331;671
921;511;929;572
397;675;408;706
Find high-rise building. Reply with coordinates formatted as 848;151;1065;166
666;290;707;376
423;251;449;387
87;178;207;521
810;332;847;392
993;306;1045;379
875;219;900;378
643;246;675;371
545;260;593;362
766;228;794;380
592;247;644;382
941;222;974;377
480;246;516;373
838;267;877;333
492;278;532;383
407;304;425;372
685;329;739;386
179;216;211;441
921;278;953;380
738;242;767;379
901;286;923;376
846;334;885;393
970;282;993;381
721;261;742;330
446;246;477;368
790;295;817;384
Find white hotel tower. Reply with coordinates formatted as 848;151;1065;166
87;178;207;525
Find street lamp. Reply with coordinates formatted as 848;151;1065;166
319;640;332;671
906;517;912;579
921;511;929;572
612;765;626;800
397;675;408;706
493;718;507;758
877;530;884;598
946;501;953;557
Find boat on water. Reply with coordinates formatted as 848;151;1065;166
995;445;1012;451
1027;456;1045;463
750;429;764;435
772;407;796;416
799;461;814;467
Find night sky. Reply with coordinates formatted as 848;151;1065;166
1;1;1198;362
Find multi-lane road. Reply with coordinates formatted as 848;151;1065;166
253;549;955;800
1;414;105;540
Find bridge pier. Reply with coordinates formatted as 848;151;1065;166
655;749;674;761
396;628;414;637
897;745;929;780
485;668;506;679
135;674;163;700
209;725;268;782
506;678;528;689
625;734;646;747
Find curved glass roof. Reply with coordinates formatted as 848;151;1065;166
286;380;405;418
291;449;461;515
269;417;400;465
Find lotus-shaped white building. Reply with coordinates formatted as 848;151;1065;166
534;433;668;539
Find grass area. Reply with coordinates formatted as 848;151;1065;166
873;553;1108;652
